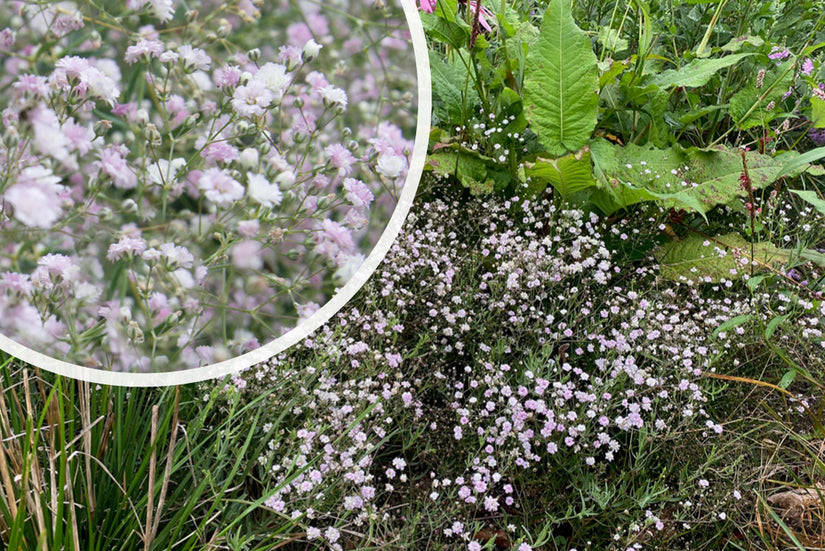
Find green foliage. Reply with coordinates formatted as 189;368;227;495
653;53;753;89
653;232;825;283
523;152;595;199
789;189;825;216
523;0;599;156
728;60;795;130
0;362;296;551
426;145;510;193
429;50;480;124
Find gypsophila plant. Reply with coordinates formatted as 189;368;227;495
211;184;790;550
0;0;417;372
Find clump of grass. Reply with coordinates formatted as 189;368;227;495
0;355;307;550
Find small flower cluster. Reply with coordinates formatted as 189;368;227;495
0;0;417;371
224;186;763;549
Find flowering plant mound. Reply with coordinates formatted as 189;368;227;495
0;0;417;372
220;187;760;550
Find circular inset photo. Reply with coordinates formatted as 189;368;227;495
0;0;428;381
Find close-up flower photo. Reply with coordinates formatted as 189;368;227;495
0;0;418;373
3;0;825;550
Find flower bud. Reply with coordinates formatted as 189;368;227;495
287;248;301;261
302;39;322;63
128;321;145;344
240;148;260;169
121;198;139;214
94;119;112;137
235;120;250;134
144;123;162;146
247;48;262;62
135;108;150;126
216;18;232;37
183;112;200;129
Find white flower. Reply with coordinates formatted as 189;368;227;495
231;81;274;117
376;153;407;179
177;45;211;71
253;63;291;98
318;85;347;107
302;39;322;61
246;173;283;207
198;168;244;206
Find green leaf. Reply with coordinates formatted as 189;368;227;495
721;35;764;52
429;51;479;124
778;369;796;389
426;147;510;194
811;96;825;128
525;152;595;199
746;274;766;291
523;0;599;156
655;233;796;283
712;314;752;338
729;60;794;130
588;139;788;214
681;146;785;209
420;11;470;48
598;58;630;88
765;313;790;340
790;189;825;216
777;147;825;179
653;53;752;89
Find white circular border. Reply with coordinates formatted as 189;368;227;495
0;0;431;387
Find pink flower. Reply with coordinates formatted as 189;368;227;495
418;0;436;12
29;105;72;164
127;0;175;22
314;219;355;261
0;272;32;295
214;65;242;89
376;153;407;179
98;145;137;189
0;28;15;48
200;140;240;164
253;62;291;98
237;219;260;237
462;0;493;31
803;58;815;76
125;38;165;64
177;45;211;71
769;46;790;61
318;85;348;107
37;254;79;281
13;74;49;98
230;240;263;270
107;236;148;261
159;242;194;268
54;56;91;81
343;178;374;209
231;81;274;117
325;143;356;174
198;167;244;205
